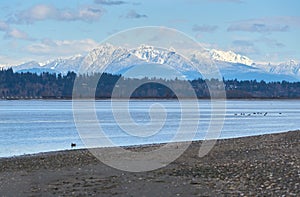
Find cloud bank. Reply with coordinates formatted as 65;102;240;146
0;20;31;40
94;0;127;5
125;10;147;19
227;17;298;33
192;24;218;32
25;38;100;56
9;4;104;24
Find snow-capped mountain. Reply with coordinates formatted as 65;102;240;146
43;55;84;73
209;49;253;66
8;43;300;81
268;60;300;77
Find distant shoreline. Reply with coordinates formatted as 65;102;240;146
1;70;300;100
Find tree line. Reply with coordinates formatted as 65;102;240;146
0;68;300;99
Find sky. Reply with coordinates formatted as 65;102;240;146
0;0;299;66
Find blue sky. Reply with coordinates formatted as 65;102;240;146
0;0;299;65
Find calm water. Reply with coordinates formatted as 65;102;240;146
0;100;299;158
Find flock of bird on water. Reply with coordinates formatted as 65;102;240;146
70;111;283;148
234;112;282;116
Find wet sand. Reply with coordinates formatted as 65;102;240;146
0;130;299;196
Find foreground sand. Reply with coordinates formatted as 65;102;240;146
0;131;299;196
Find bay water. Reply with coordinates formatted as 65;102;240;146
0;100;299;158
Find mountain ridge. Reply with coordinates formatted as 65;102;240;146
6;43;300;81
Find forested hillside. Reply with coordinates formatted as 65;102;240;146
1;68;299;99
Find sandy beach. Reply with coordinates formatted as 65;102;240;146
0;130;299;196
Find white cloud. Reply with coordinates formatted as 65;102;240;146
5;28;31;40
227;16;300;33
77;7;104;21
230;37;285;60
0;20;32;40
192;24;218;32
24;4;56;21
0;20;10;31
124;10;147;19
231;40;260;56
94;0;127;5
9;4;104;24
257;37;285;48
0;54;31;66
0;55;14;66
0;39;98;66
228;23;289;33
25;38;100;56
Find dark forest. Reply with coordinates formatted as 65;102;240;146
1;68;299;99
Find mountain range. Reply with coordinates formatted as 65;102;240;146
4;43;300;82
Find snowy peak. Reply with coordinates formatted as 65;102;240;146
267;59;300;76
8;43;300;81
20;61;41;67
283;59;298;66
44;55;84;72
210;49;253;66
132;45;169;64
14;61;41;71
85;43;118;61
